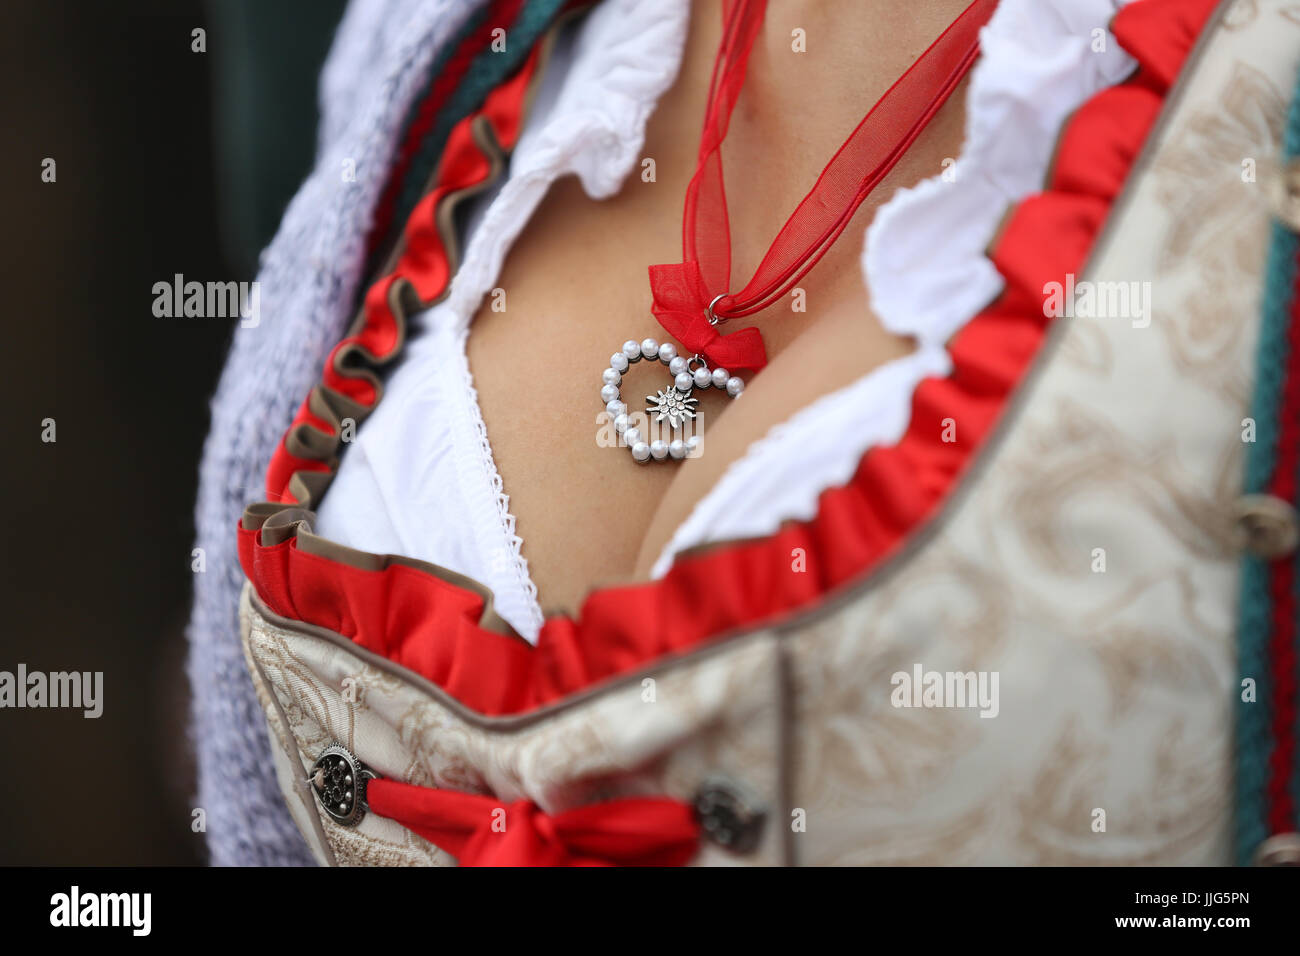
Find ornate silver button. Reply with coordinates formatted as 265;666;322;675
694;776;766;854
1233;494;1299;559
308;744;377;827
1253;831;1300;866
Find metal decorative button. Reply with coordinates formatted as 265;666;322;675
1253;831;1300;866
693;776;766;854
1269;158;1300;232
308;744;377;827
1233;494;1299;559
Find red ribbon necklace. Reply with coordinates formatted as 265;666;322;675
648;0;997;374
602;0;996;464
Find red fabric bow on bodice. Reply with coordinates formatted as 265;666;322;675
367;778;701;867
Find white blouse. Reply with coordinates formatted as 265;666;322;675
313;0;1138;642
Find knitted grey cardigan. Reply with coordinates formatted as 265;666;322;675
187;0;490;866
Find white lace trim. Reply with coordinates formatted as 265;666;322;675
450;325;545;635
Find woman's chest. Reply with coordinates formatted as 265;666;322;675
461;168;908;613
459;87;954;613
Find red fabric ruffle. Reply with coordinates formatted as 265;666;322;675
366;779;700;866
264;44;543;505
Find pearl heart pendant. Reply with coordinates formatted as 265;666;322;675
601;337;744;463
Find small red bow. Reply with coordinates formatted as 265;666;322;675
649;261;768;372
367;778;701;867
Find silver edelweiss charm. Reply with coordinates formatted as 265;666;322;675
599;337;745;464
647;385;698;429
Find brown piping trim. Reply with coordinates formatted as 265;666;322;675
286;471;334;512
243;505;522;640
435;114;507;285
248;585;786;733
328;278;412;408
776;641;795;866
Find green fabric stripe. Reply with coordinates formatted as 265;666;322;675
1235;80;1300;863
1244;225;1297;494
359;4;494;282
1236;556;1278;864
394;3;493;165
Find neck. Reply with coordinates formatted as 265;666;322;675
746;0;977;133
658;0;975;283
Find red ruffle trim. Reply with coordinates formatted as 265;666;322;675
264;43;543;505
245;0;1223;715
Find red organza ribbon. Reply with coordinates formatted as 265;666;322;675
649;0;997;371
367;778;701;866
649;261;767;370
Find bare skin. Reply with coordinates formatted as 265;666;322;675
466;0;971;617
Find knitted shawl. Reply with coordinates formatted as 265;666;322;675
185;0;555;866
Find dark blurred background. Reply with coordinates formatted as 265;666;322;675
2;0;345;864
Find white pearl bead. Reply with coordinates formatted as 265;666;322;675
669;355;688;377
726;376;744;397
674;371;694;392
711;367;729;388
631;441;651;462
622;340;642;361
600;383;620;404
650;440;669;460
693;367;712;388
624;427;642;447
610;352;629;373
640;337;659;359
606;399;626;418
602;367;621;386
687;435;703;456
658;342;677;364
614;414;629;434
668;439;686;460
